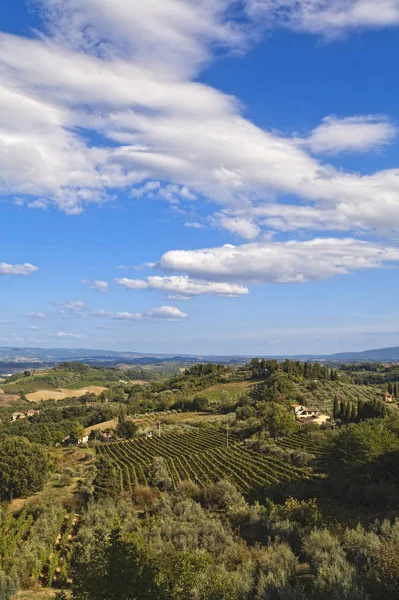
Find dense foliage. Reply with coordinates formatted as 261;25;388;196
0;437;50;500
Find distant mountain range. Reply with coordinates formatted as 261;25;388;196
1;345;399;373
0;346;249;373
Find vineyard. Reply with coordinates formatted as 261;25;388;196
274;432;325;455
0;505;78;591
97;429;310;495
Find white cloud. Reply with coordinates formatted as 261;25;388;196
0;320;8;325
82;279;109;292
157;238;399;283
116;278;149;290
116;275;249;297
212;214;261;239
113;306;188;321
0;2;398;238
0;262;38;275
184;222;204;229
301;115;397;154
49;331;88;339
131;182;196;205
245;1;399;36
27;312;47;319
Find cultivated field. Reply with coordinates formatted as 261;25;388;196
97;429;310;495
0;507;77;591
200;380;255;401
26;385;107;403
274;431;325;455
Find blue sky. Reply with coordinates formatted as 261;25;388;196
2;0;399;355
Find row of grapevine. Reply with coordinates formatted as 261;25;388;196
274;432;324;455
46;511;77;587
97;430;310;496
0;508;34;563
0;506;80;591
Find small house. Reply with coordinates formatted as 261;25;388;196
10;412;26;422
290;404;320;419
26;409;39;418
78;435;89;445
383;393;394;403
290;404;330;426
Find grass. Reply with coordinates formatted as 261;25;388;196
85;418;119;434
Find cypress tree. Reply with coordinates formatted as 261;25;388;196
345;402;352;422
388;381;393;394
333;396;340;419
340;401;345;419
350;403;357;422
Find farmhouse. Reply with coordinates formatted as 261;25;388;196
290;404;330;425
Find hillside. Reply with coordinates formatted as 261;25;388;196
329;346;399;362
200;378;383;414
0;362;159;403
0;358;398;600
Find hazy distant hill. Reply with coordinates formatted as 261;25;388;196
1;344;399;372
0;346;248;374
328;346;399;362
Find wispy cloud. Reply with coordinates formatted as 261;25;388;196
82;279;109;292
113;306;188;321
116;275;249;297
48;331;88;339
300;115;397;154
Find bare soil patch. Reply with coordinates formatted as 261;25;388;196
0;392;21;407
26;385;107;403
85;417;119;434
